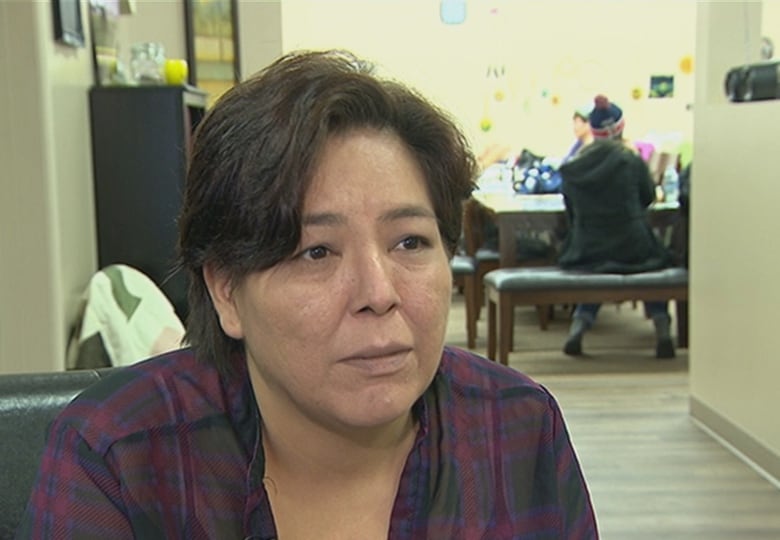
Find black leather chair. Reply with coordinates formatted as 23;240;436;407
450;254;478;349
0;368;117;539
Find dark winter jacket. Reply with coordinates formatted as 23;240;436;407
557;139;674;273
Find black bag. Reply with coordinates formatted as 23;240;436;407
513;148;545;169
511;148;562;195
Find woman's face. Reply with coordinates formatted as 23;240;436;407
207;129;452;435
573;115;590;140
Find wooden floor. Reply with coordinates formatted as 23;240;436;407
446;291;780;539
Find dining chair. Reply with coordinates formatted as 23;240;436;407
647;151;679;186
462;197;557;324
450;254;477;348
462;197;499;321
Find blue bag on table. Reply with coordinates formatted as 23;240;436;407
512;157;562;194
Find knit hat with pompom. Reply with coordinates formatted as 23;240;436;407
589;94;624;139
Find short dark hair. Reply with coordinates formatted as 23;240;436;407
176;49;478;372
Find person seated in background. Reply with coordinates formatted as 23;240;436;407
560;104;595;165
472;108;594;260
478;104;593;174
17;50;597;538
557;94;677;359
476;141;513;170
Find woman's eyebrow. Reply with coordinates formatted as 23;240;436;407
379;205;436;223
302;205;436;227
301;212;347;227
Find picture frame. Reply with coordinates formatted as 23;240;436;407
52;0;86;48
649;75;675;99
184;0;241;106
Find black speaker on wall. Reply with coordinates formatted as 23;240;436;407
725;61;780;102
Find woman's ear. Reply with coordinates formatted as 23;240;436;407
202;263;244;339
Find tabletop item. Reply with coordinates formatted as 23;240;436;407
164;58;189;86
130;42;165;85
513;162;562;194
662;165;680;203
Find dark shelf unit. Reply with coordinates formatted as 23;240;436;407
89;85;207;321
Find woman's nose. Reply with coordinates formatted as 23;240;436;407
348;250;401;316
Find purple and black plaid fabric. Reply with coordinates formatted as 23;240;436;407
17;347;597;539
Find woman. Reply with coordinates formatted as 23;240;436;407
558;95;676;359
18;50;597;539
561;105;595;165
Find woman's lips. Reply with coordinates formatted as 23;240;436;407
340;346;412;376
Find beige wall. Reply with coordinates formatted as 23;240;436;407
281;0;696;158
0;0;281;375
95;0;282;92
690;1;780;479
238;0;282;79
113;1;186;68
0;1;190;375
0;0;95;373
110;0;283;86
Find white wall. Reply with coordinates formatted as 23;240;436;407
690;1;780;479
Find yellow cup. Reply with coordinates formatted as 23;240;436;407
164;59;189;86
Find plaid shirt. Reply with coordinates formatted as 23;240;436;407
17;347;597;539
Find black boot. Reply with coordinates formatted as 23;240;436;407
564;316;589;356
653;313;676;359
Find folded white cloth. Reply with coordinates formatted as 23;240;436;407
67;264;186;369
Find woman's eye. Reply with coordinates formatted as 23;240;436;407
398;235;429;251
303;245;330;260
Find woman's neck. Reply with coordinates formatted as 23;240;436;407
262;405;417;482
248;364;418;482
253;378;417;540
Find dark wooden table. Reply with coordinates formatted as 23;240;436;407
472;191;680;267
